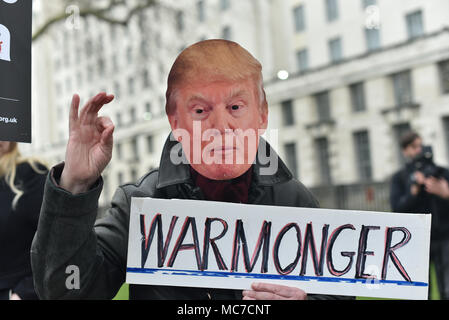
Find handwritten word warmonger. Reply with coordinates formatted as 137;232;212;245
139;213;412;282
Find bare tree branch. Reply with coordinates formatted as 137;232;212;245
32;0;158;42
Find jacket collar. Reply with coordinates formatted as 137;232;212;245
156;133;293;189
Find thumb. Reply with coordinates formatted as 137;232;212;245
100;124;115;147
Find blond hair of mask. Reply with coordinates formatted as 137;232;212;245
165;39;268;116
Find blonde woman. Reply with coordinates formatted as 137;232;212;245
0;141;48;300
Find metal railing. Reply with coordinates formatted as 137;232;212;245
97;181;393;219
309;181;391;212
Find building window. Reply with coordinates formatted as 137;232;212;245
131;168;138;182
325;0;339;22
145;102;152;114
159;96;165;116
114;82;120;100
176;11;184;32
142;69;151;88
315;137;332;185
392;70;413;106
140;40;149;58
126;46;133;64
116;113;123;128
65;77;72;93
118;172;124;186
144;102;152;120
197;0;206;22
393;122;411;165
116;142;122;159
55;82;62;95
365;27;380;52
87;65;94;83
281;100;295;126
296;49;309;73
222;26;232;40
406;10;424;40
57;105;64;121
54;58;61;71
110;24;117;40
112;55;119;71
76;72;82;87
98;58;105;76
103;174;110;202
284;143;298;178
128;77;135;95
293;5;306;32
315;91;331;122
350;82;366;112
438;60;449;94
220;0;230;11
328;37;343;63
63;50;70;67
85;38;93;58
137;12;146;32
131;137;139;161
353;130;372;181
147;135;154;153
443;117;449;161
130;107;136;124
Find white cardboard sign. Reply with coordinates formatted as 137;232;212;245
126;198;431;300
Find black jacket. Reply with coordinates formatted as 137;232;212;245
0;162;47;299
31;136;352;300
390;163;449;241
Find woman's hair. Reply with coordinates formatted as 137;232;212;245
0;142;48;209
165;39;268;115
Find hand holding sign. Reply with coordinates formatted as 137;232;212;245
60;93;115;194
243;282;307;300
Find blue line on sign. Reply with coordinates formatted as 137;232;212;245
126;267;428;287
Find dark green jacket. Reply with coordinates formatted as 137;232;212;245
31;135;352;300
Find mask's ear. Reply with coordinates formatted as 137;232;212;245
258;90;269;135
168;111;181;140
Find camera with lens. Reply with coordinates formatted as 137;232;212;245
410;146;443;183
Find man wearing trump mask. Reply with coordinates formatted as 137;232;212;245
31;40;351;300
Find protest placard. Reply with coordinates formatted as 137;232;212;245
126;198;431;300
0;0;32;142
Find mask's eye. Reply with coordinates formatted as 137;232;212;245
191;105;208;120
229;104;246;115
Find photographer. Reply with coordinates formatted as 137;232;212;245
390;131;449;299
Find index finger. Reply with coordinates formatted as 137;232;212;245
79;92;114;121
251;282;303;298
92;93;114;114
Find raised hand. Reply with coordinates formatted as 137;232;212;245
60;92;115;194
